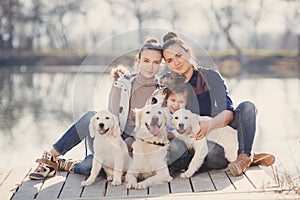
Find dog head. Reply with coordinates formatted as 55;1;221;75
135;104;168;139
89;110;120;138
171;108;201;136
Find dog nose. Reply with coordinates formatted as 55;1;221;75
99;123;104;128
151;116;158;125
178;123;184;129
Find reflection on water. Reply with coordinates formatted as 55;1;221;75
0;69;111;168
0;68;299;180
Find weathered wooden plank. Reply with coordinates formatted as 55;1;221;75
148;182;170;195
105;182;128;197
208;170;235;192
244;166;278;190
58;173;86;199
78;191;300;200
169;174;192;193
11;170;43;200
35;171;67;200
0;168;29;200
0;168;12;186
81;176;106;198
190;171;216;192
226;171;255;191
127;187;148;196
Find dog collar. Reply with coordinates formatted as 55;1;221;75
139;138;167;147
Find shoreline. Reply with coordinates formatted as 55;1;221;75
0;65;299;79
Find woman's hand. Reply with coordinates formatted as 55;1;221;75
124;137;135;152
194;110;234;140
194;120;210;140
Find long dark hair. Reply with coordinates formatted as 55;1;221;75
135;38;163;66
162;31;189;51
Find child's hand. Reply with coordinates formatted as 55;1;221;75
194;120;209;140
167;133;175;140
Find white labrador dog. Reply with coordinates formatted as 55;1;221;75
171;108;238;178
126;104;173;189
81;110;131;187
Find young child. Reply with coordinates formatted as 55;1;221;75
161;76;190;140
157;72;195;173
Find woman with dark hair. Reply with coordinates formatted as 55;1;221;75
161;31;275;176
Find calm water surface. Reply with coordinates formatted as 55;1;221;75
0;67;299;183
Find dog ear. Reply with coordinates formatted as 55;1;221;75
112;114;121;137
191;112;201;135
163;108;169;127
89;115;96;138
134;108;142;128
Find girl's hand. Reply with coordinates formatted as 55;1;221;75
194;120;210;140
168;132;175;140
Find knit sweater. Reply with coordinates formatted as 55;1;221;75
108;72;157;136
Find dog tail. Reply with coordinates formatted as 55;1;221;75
111;65;130;81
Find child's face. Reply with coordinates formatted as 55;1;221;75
167;92;187;114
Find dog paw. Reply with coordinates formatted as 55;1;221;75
111;179;122;186
107;175;113;182
136;182;147;190
81;180;93;187
126;181;137;189
167;175;173;182
180;171;193;178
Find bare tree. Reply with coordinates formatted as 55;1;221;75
281;0;300;49
105;0;161;44
0;0;88;51
0;0;23;49
210;0;246;64
163;0;180;30
43;0;87;49
243;0;264;50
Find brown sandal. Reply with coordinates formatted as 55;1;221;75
29;151;58;180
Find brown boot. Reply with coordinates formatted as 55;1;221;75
251;153;275;166
228;153;251;176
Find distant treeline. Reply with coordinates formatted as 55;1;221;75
1;51;299;78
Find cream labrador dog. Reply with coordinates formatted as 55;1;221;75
81;110;131;187
126;104;173;189
172;108;238;178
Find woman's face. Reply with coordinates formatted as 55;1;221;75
163;43;193;79
137;49;162;78
167;92;187;114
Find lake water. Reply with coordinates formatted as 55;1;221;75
0;67;299;186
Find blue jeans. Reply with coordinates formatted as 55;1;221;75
229;101;257;157
53;101;256;175
52;111;131;176
53;111;96;175
169;101;257;171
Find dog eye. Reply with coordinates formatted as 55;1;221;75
174;116;178;120
96;117;99;120
158;111;162;114
184;116;188;119
146;111;150;114
105;117;110;120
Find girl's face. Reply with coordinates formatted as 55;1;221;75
163;43;193;80
137;49;162;78
167;92;187;114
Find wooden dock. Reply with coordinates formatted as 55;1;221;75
1;165;299;200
